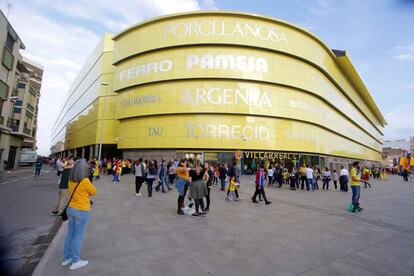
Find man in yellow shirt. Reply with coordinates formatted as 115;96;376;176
350;161;362;212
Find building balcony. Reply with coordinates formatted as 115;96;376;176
23;127;31;135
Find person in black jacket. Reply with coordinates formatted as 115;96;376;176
52;159;74;215
219;162;228;191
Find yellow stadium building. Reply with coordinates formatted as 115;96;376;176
50;11;386;173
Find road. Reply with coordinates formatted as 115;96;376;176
0;166;61;275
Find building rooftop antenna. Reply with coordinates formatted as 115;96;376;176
6;2;12;19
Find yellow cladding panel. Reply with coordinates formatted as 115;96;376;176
118;114;381;161
114;47;381;140
64;96;118;149
113;12;382;128
116;80;382;152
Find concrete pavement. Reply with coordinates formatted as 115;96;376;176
0;166;61;275
38;174;414;276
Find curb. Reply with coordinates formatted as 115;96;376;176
31;221;67;276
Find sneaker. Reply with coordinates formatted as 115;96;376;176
51;210;58;216
205;207;209;212
177;210;185;215
136;193;142;197
265;201;272;205
251;197;259;203
61;258;72;266
69;260;88;271
191;213;199;218
201;212;207;217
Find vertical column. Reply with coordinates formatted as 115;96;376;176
94;144;99;159
90;145;94;159
81;147;85;158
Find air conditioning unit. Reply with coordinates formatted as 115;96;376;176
20;73;29;81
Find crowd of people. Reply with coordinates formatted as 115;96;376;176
47;154;407;271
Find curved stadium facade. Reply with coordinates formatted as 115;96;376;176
50;11;386;172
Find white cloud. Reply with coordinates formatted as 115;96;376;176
383;104;414;140
309;0;336;16
32;0;213;32
200;0;218;10
394;43;414;62
4;0;216;155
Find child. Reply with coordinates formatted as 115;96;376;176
226;176;239;201
362;167;371;188
113;162;122;184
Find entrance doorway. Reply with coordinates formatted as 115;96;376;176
7;146;17;169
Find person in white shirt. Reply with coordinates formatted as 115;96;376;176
322;167;332;190
305;165;314;191
339;166;349;192
267;166;274;187
134;158;147;196
56;158;65;177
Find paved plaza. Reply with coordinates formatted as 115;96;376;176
36;174;414;276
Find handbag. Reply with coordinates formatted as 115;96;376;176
60;182;81;221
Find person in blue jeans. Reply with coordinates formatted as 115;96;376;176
305;165;314;191
34;158;43;177
62;159;96;271
146;161;157;197
155;160;170;192
219;162;228;191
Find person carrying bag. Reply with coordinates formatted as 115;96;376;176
61;159;97;271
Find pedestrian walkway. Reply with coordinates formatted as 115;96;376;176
38;174;414;275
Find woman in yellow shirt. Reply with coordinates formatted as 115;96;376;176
62;159;97;271
176;161;190;215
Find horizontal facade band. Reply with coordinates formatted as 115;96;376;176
117;114;382;161
115;80;382;150
112;12;385;126
112;45;383;135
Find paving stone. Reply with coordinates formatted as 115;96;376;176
39;175;414;275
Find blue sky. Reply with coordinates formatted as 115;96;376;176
3;0;414;155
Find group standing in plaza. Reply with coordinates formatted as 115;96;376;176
48;153;401;271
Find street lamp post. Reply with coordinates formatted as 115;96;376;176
97;82;109;164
